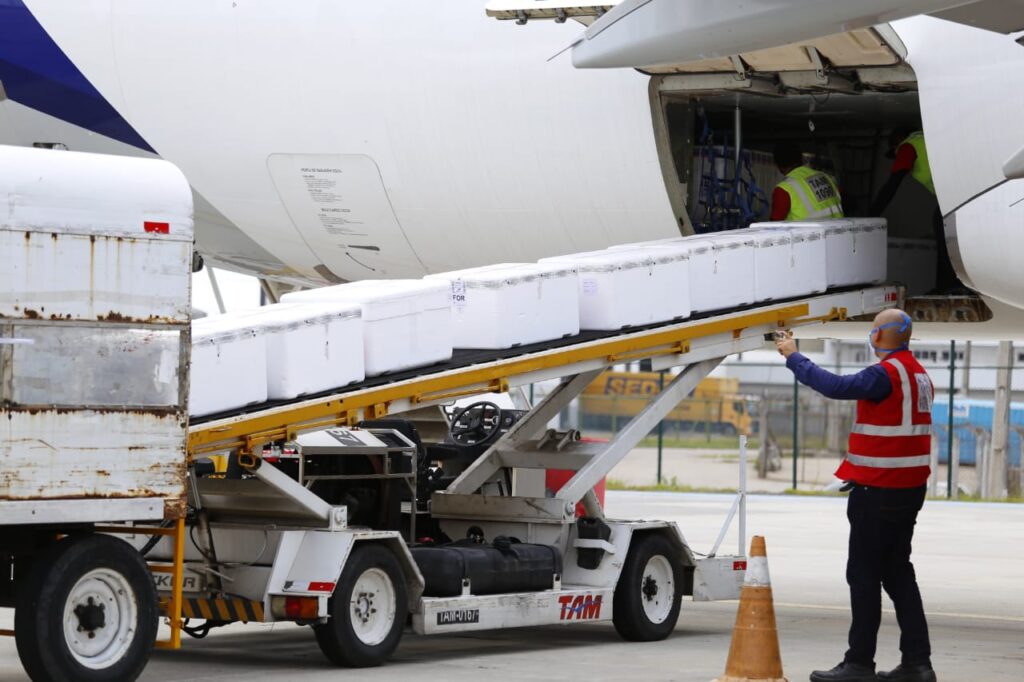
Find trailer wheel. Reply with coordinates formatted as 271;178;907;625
15;534;158;682
612;533;683;642
314;544;407;668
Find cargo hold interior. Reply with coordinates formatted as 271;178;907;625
647;28;952;301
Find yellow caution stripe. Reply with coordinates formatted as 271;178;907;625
177;597;264;623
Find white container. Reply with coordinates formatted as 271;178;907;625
746;223;829;301
190;319;267;417
282;280;453;376
0;145;194;323
682;233;756;313
426;263;579;349
213;303;365;400
539;247;690;330
822;219;888;287
888;238;937;296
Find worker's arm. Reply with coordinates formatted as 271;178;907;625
785;352;891;401
870;143;916;215
769;187;790;221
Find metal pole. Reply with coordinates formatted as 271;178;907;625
988;341;1013;499
734;105;743;212
739;434;747;557
947;340;955;498
792;341;800;490
206;266;227;314
657;371;666;485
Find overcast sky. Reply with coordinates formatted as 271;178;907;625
192;268;261;316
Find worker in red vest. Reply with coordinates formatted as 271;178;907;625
775;308;935;682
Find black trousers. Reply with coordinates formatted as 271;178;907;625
844;484;931;667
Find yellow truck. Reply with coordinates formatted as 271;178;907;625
580;371;753;436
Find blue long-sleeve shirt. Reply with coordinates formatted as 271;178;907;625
785;352;892;402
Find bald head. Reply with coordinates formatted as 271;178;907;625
871;308;913;356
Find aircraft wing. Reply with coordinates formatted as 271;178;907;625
552;0;1004;69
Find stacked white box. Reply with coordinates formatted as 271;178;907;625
683;233;756;313
822;219;888;287
887;238;937;295
190;318;267;417
539;246;690;330
426;263;579;349
214;303;365;400
746;223;828;301
281;280;452;376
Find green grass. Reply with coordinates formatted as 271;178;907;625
605;477;737;494
606;478;1024;503
634;435;760;450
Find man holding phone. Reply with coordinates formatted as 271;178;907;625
775;309;936;682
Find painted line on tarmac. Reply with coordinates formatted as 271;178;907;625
772;601;1024;624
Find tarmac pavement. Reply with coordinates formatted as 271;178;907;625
0;491;1019;681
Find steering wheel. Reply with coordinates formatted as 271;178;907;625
449;401;504;447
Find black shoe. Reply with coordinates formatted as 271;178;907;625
809;662;877;682
877;663;936;682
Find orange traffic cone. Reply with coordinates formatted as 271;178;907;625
713;536;788;682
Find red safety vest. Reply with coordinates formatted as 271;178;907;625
837;350;933;488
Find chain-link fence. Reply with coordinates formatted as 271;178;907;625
563;355;1022;499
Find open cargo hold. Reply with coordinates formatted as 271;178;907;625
0;146;192;511
888;237;937;296
426;262;580;349
648;47;941;284
539;247;690;330
282;279;453;376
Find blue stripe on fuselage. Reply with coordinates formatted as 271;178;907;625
0;0;155;153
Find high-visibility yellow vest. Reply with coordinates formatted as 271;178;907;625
775;165;844;221
902;131;934;195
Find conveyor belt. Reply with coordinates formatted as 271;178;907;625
188;285;894;457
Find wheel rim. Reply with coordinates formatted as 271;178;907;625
639;555;674;625
349;567;397;646
62;568;138;670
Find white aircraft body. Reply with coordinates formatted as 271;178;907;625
0;0;1022;339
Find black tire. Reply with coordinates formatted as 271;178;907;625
721;423;738;436
15;534;159;682
612;533;683;642
313;544;407;668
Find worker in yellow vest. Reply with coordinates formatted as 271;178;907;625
770;141;844;221
871;128;966;294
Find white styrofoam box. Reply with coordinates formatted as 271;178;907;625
0;145;194;323
820;218;888;287
281;280;453;376
539;247;690;330
214;303;365;400
681;233;756;313
190;318;267;417
426;263;579;349
888;238;937;296
746;224;828;301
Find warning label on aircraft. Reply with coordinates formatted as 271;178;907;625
267;153;420;277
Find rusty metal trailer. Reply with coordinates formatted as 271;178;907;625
0;146;194;681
